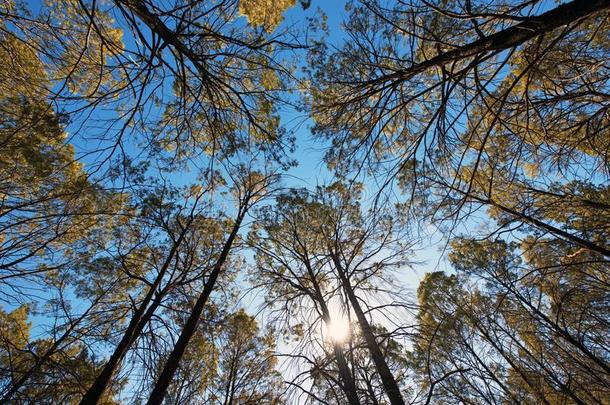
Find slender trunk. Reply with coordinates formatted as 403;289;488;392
332;257;405;405
497;277;610;375
439;179;610;259
145;206;247;405
222;349;238;405
227;353;238;405
79;221;192;405
332;345;361;405
1;290;106;402
302;262;361;405
373;0;610;85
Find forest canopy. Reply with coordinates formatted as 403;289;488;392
0;0;608;403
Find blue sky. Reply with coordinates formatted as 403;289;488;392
8;2;450;391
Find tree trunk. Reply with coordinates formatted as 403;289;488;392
333;256;406;405
332;345;362;405
79;221;192;405
145;206;247;405
372;0;610;86
303;261;361;405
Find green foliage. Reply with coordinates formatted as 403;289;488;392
0;306;123;404
162;308;284;404
1;0;609;403
239;0;297;32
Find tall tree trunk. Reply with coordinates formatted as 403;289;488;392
370;0;610;86
145;206;247;405
331;344;361;405
79;220;192;405
332;256;406;405
222;348;239;405
303;261;361;405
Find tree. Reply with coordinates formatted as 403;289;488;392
144;170;277;405
249;187;363;404
208;309;285;404
249;183;413;404
152;306;285;405
311;0;610;174
310;0;610;255
310;322;411;405
78;183;215;404
2;0;302;178
318;183;411;405
0;305;123;404
410;235;610;404
309;6;610;402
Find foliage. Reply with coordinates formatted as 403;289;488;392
0;0;609;403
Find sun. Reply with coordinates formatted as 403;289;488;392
324;316;351;343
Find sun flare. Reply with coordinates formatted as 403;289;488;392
325;317;350;343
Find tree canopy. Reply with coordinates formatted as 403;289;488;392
0;0;608;404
